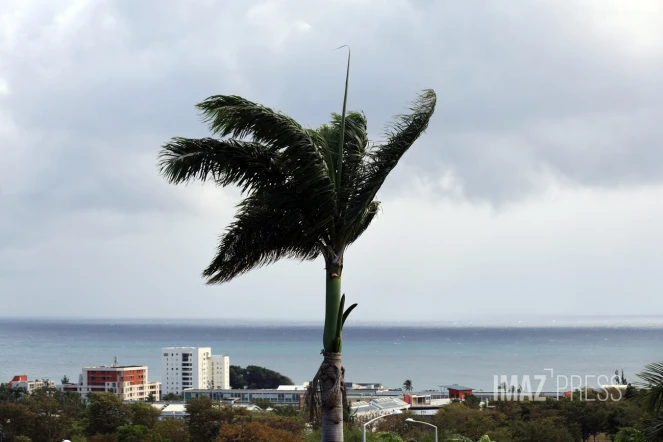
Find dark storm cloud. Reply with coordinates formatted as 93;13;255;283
4;0;661;208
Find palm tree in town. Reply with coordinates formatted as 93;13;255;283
637;361;663;441
403;380;413;392
157;56;436;441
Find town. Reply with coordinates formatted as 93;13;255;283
6;346;628;423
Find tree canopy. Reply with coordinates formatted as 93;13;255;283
229;365;293;389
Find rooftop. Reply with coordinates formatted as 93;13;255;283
277;384;308;391
350;397;410;416
83;365;146;369
440;384;473;391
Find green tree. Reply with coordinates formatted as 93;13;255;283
147;392;156;403
252;399;275;410
131;401;162;429
606;400;644;439
463;394;481;409
230;365;293;389
88;434;119;442
229;365;246;389
614;369;628;385
512;417;575;442
376;433;403;442
444;436;472;442
162;393;184;401
0;402;35;441
579;402;609;442
186;396;248;442
154;418;190;442
216;421;304;442
614;427;647;442
85;393;132;436
434;404;500;441
61;375;70;384
117;424;164;442
637;361;663;441
273;405;300;417
402;380;413;392
158;54;436;442
0;384;28;402
24;392;73;442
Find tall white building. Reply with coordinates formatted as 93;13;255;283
161;347;230;395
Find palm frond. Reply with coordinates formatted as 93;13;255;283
197;95;336;204
308;128;337;189
315;112;369;214
158;137;286;193
203;194;322;284
197;95;310;150
642;413;663;442
638;362;663;413
335;45;351;194
344;200;380;245
346;89;436;226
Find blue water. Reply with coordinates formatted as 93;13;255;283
1;318;662;391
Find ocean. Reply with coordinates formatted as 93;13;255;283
1;317;662;392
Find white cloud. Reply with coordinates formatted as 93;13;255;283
0;0;661;320
582;0;663;56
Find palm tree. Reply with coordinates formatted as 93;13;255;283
157;55;436;441
403;380;413;392
636;361;663;441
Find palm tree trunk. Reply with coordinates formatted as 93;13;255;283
321;265;344;441
323;265;342;351
319;352;344;442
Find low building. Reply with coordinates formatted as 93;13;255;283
149;402;189;419
404;393;431;407
183;385;308;409
440;384;473;399
345;382;385;390
8;376;54;392
403;391;451;410
58;361;160;401
350;397;410;417
147;401;263;421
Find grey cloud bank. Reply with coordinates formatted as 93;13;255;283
1;0;662;320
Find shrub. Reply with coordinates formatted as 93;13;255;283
216;421;304;442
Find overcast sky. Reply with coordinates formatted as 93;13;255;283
1;0;662;322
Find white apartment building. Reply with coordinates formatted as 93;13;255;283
161;347;230;395
210;354;230;389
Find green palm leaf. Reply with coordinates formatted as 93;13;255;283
346;89;436;227
158;137;286;192
638;361;663;413
197;95;336;202
203;193;321;284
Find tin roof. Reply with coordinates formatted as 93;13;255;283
440;384;473;391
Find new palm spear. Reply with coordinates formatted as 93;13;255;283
158;56;436;441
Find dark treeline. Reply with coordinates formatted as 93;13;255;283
229;365;293;389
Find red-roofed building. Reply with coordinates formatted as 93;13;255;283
8;375;28;387
8;375;54;392
440;384;473;399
